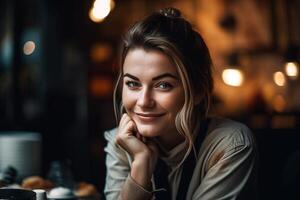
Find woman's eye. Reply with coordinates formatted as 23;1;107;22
125;81;140;88
157;82;173;90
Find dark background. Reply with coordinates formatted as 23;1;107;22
0;0;299;199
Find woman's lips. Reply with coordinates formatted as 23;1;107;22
135;112;165;122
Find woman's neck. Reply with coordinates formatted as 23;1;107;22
156;132;185;151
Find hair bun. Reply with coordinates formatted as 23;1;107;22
159;7;181;18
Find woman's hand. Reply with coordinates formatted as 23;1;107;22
115;113;158;189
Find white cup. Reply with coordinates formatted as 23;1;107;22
34;189;47;200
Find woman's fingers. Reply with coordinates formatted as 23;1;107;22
116;120;135;143
119;114;137;135
119;113;130;128
116;113;159;175
115;114;146;154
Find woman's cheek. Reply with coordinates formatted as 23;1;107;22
122;90;136;114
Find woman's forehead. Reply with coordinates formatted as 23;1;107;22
123;48;179;75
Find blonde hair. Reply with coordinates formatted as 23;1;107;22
113;7;213;162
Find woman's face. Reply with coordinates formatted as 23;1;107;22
122;48;185;140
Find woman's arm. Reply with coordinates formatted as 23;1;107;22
192;127;258;200
104;129;130;199
104;114;158;200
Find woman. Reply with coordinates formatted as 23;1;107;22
104;7;257;200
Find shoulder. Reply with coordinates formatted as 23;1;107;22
200;117;257;170
205;117;255;149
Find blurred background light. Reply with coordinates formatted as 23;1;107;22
21;29;41;62
273;94;286;112
89;0;115;23
89;76;113;97
222;68;244;87
90;43;113;63
284;62;299;79
0;35;13;68
273;71;286;86
23;41;35;55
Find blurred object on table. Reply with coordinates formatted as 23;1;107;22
0;188;36;200
0;166;17;187
74;182;98;198
33;189;47;200
0;132;42;181
47;186;76;200
22;176;54;190
47;160;75;189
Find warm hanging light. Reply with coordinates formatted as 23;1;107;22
273;71;286;86
23;41;36;55
284;61;299;79
273;94;286;112
222;52;244;87
89;0;115;23
222;69;244;87
284;46;299;80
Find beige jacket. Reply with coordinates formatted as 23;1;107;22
104;117;258;200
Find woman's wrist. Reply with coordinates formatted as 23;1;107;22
131;154;153;191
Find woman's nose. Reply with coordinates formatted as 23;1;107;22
137;88;155;108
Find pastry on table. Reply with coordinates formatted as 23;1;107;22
74;182;98;197
21;176;54;190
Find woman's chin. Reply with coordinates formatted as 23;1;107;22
136;125;159;138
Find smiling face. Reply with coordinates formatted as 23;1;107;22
122;48;185;144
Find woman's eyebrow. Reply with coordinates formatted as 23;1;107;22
123;73;179;81
123;73;139;81
152;73;179;81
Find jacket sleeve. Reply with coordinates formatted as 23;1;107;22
104;129;153;200
192;127;258;200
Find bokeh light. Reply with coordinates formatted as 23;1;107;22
273;71;286;86
284;62;299;79
222;69;244;87
89;0;115;23
23;41;36;55
273;95;286;112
